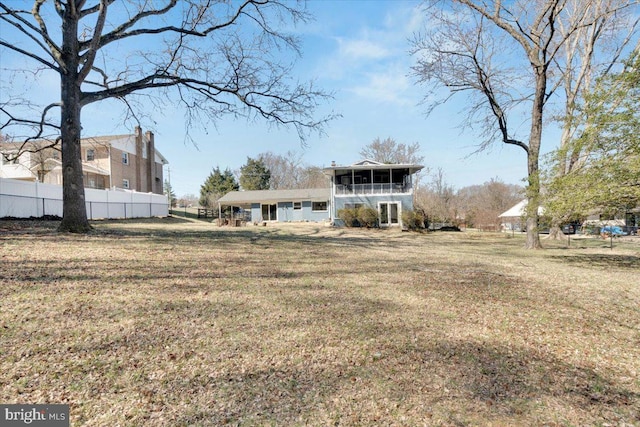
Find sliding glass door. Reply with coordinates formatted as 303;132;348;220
261;204;277;221
379;202;399;226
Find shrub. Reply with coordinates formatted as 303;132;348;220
402;209;425;231
337;207;379;228
358;207;379;228
337;208;358;227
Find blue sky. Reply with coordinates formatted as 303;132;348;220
3;0;540;197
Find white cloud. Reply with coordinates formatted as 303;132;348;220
313;2;428;83
349;69;413;106
336;37;390;60
383;4;428;35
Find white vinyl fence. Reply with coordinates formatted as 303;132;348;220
0;177;168;219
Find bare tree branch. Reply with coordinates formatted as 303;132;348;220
0;3;61;69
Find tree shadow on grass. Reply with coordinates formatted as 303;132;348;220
154;337;640;426
426;339;639;422
551;253;640;270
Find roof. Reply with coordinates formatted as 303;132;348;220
218;188;330;205
323;159;424;174
498;200;545;218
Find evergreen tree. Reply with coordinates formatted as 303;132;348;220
240;157;271;190
164;179;177;208
199;167;239;208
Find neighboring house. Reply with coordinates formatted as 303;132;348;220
0;127;168;195
498;200;546;232
323;159;424;227
217;188;331;223
499;200;639;234
217;160;424;227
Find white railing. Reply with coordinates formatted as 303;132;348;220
335;183;409;195
0;177;168;219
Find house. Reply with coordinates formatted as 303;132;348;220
499;200;639;234
498;200;545;232
0;127;168;195
217;188;331;223
323;159;424;227
217;159;424;227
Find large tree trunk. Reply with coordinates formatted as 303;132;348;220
58;6;91;233
525;73;545;250
546;223;566;240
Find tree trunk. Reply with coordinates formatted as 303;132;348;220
58;6;91;233
525;72;545;250
546;222;566;240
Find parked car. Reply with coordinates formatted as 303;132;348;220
601;225;626;236
562;223;581;235
624;226;638;236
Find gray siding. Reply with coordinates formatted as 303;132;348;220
249;200;330;223
333;194;414;227
334;194;414;212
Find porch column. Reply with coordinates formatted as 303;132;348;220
371;169;374;194
351;169;355;194
389;168;392;193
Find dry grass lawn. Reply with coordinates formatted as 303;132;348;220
1;217;639;426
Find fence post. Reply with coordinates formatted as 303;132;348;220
34;180;40;217
124;202;127;219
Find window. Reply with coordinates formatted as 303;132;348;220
122;152;129;165
122;179;129;189
293;202;302;210
312;201;327;211
86;149;95;161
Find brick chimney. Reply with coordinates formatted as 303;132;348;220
134;126;143;191
146;130;156;193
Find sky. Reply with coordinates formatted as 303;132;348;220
2;0;544;198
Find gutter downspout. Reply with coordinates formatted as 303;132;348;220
327;173;335;223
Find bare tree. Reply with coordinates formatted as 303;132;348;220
0;1;333;232
260;151;301;189
298;165;329;189
258;150;327;189
359;137;425;165
457;178;523;230
415;167;458;227
412;0;638;249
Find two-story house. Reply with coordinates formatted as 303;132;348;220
323;159;424;227
0;127;168;194
217;159;423;227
